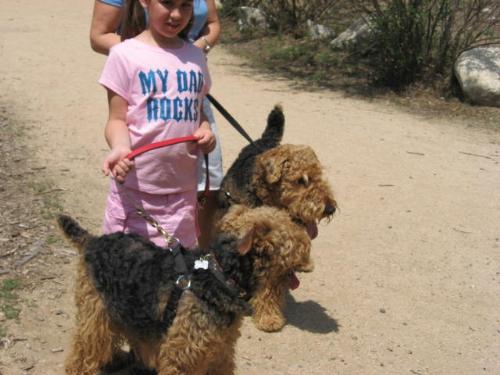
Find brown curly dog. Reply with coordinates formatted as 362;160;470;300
217;105;337;331
58;204;311;374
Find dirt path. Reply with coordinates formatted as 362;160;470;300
1;1;499;374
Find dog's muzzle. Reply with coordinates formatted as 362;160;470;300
325;203;336;216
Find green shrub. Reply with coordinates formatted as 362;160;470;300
370;1;426;88
365;0;500;89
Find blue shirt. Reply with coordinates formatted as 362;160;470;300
187;0;208;42
99;0;122;6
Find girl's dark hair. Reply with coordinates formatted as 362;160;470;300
121;0;194;42
121;0;146;41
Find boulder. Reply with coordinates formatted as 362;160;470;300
237;7;268;33
454;47;500;107
307;20;335;40
330;17;373;50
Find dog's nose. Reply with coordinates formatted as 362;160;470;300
325;204;336;216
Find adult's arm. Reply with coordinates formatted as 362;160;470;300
90;0;122;55
193;0;221;52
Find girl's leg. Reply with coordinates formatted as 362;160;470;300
197;190;219;248
197;98;223;248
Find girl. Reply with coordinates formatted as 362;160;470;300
100;0;215;248
91;0;224;248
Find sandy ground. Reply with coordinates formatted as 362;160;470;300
1;1;500;374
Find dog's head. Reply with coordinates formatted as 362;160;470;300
251;144;337;238
217;205;312;291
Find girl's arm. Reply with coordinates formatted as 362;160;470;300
90;0;122;55
193;0;220;53
102;89;133;183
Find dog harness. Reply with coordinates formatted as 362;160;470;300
161;243;247;331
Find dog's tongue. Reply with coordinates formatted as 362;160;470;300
288;271;300;290
306;222;318;239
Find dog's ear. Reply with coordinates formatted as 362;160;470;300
257;150;287;184
263;161;282;184
237;228;254;255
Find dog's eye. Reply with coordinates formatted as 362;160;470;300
297;175;309;186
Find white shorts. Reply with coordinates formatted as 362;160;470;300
197;97;223;192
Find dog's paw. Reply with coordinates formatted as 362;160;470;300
253;313;286;332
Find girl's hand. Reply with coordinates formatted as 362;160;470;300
102;146;134;183
194;125;216;154
103;89;133;183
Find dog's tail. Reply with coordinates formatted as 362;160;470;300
260;105;284;146
57;215;91;250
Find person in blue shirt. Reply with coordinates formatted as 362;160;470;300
90;0;224;248
90;0;220;54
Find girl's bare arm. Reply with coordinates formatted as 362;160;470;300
102;90;133;182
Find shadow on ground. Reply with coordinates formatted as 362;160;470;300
284;293;340;334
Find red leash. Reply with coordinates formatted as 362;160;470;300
125;135;210;199
126;135;199;161
114;135;210;247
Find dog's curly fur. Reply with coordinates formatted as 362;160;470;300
59;205;311;374
217;105;337;228
216;105;337;332
217;205;312;332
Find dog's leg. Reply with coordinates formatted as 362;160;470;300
155;295;240;375
251;280;287;332
154;321;208;374
205;326;239;375
155;335;237;375
155;338;204;375
65;268;122;375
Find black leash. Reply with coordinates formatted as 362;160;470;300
206;94;259;148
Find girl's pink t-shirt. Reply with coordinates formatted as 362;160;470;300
99;38;211;194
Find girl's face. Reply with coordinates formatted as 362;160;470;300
142;0;193;40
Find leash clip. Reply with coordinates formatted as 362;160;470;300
175;275;192;290
166;236;181;249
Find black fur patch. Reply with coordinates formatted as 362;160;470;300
217;105;284;208
83;232;256;338
85;232;181;337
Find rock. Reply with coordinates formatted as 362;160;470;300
307;20;335;40
454;47;500;107
237;7;268;33
330;16;373;50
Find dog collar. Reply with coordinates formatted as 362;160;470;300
196;253;247;299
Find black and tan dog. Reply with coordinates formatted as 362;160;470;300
59;205;311;375
217;105;337;331
217;105;337;238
